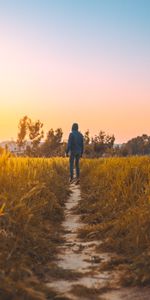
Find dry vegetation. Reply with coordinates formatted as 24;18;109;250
0;153;69;299
79;157;150;285
1;153;150;299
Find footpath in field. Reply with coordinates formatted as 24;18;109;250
46;184;150;300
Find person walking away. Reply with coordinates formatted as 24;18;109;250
66;123;84;184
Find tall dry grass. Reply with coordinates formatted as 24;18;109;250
0;153;69;299
79;157;150;285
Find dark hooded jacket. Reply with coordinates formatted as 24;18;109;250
66;123;84;156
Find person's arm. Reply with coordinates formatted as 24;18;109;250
66;133;72;155
80;134;84;157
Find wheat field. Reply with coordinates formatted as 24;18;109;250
79;156;150;285
1;154;150;299
0;153;69;299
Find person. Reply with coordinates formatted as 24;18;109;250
66;123;84;184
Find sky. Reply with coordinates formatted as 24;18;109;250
0;0;150;143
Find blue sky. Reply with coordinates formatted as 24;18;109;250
0;0;150;142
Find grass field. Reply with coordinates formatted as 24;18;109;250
79;156;150;285
0;153;69;299
1;154;150;299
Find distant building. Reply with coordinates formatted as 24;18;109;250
0;141;30;155
113;143;122;148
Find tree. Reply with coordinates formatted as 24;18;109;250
120;134;150;156
84;130;90;145
92;131;115;156
40;128;63;157
0;146;4;155
84;130;93;156
17;116;29;149
27;119;44;156
17;116;44;156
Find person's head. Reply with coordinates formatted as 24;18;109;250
72;123;78;131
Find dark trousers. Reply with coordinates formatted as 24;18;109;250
70;154;80;179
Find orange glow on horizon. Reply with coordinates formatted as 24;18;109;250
0;3;150;143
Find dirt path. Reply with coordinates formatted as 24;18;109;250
46;184;150;300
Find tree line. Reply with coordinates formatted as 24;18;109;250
6;116;150;157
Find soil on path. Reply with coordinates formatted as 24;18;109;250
46;184;150;300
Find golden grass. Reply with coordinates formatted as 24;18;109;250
0;153;69;299
79;157;150;285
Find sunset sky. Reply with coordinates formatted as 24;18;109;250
0;0;150;143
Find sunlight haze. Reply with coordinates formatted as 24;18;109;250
0;0;150;142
